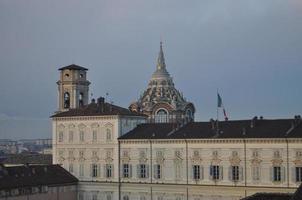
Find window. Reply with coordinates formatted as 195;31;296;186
231;166;239;181
58;131;63;142
92;130;97;142
123;151;129;157
155;109;168;123
106;194;112;200
252;151;259;157
64;92;70;108
273;166;281;182
106;164;113;178
186;109;193;120
92;194;98;200
106;129;112;141
154;164;161;179
156;151;163;158
79;150;84;158
79;164;84;177
212;151;218;157
123;195;129;200
296;167;302;182
210;165;220;180
123;164;130;178
91;164;99;178
296;151;302;158
140;196;146;200
69;163;73;173
138;164;147;178
232;151;238;157
252;165;260;181
79;93;84;107
106;150;112;158
69;131;73;142
193;165;200;180
78;192;84;200
80;131;84;142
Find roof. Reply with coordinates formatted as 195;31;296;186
0;164;78;190
119;118;302;140
240;193;292;200
51;101;147;118
240;184;302;200
291;183;302;200
58;64;88;71
0;154;52;165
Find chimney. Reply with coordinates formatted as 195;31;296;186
97;97;105;112
91;98;96;103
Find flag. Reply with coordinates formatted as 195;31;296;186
217;93;222;108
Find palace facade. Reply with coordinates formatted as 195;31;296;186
51;43;302;200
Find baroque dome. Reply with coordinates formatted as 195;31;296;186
129;42;195;123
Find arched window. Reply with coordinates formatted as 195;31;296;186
186;109;193;121
106;128;112;141
64;92;70;108
79;92;84;107
155;109;168;123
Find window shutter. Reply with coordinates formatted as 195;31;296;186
129;164;133;178
209;166;213;180
98;164;101;177
146;165;149;178
219;166;223;180
270;167;274;182
240;166;244;181
201;166;204;180
291;167;296;183
90;164;93;178
112;164;114;178
137;165;140;179
153;165;157;179
120;164;123;178
104;165;107;178
281;166;286;182
228;166;232;181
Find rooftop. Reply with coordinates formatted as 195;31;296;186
51;98;147;118
0;164;78;190
58;64;88;71
119;117;302;140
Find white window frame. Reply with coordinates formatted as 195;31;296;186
193;165;200;180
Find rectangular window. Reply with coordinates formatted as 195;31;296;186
273;166;281;182
296;167;302;182
193;165;200;180
69;131;73;142
92;194;97;200
92;164;98;177
92;130;97;142
58;131;63;142
79;164;84;177
106;164;112;178
231;166;239;181
211;165;220;180
154;164;161;179
80;131;84;142
123;164;129;178
140;164;146;178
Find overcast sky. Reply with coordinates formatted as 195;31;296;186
0;0;302;139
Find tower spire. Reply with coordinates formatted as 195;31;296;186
156;41;166;70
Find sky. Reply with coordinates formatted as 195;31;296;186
0;0;302;139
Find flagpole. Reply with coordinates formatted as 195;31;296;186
216;88;219;134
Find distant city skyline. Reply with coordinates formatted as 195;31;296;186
0;0;302;139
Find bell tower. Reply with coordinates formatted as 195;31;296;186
57;64;90;112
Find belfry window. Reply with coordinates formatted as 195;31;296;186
64;92;70;108
155;109;168;123
79;93;84;107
